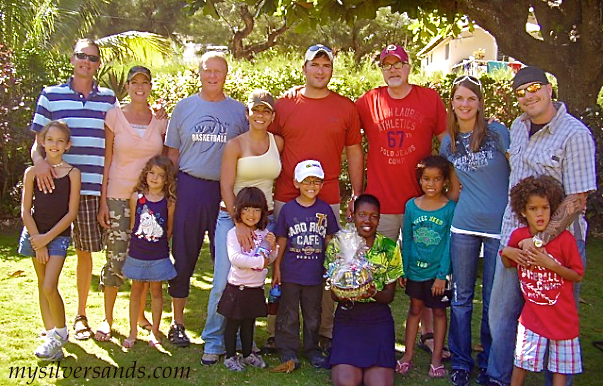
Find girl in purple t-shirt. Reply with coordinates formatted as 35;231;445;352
122;155;177;348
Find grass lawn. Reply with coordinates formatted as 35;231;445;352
0;228;602;385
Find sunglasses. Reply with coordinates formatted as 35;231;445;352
515;82;544;98
380;61;408;71
308;44;333;53
453;75;482;87
74;52;100;62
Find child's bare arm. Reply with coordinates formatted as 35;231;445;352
525;247;583;282
21;168;40;236
129;192;138;231
167;199;175;239
500;246;527;268
272;236;287;286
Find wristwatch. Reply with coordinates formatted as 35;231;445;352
532;235;543;248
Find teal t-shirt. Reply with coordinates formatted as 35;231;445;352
402;198;455;281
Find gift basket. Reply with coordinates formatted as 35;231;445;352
325;224;376;300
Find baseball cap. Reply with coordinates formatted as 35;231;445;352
127;66;152;82
294;160;325;182
247;89;275;111
380;44;409;64
512;66;549;91
304;44;334;63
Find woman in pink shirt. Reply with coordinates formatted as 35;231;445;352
95;66;168;341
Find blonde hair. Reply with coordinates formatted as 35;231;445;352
40;120;71;142
134;155;177;202
199;51;228;73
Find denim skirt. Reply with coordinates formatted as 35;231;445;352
122;255;177;282
18;228;71;258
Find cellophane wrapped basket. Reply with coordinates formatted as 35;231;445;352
325;224;375;300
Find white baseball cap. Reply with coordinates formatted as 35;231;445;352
294;160;325;182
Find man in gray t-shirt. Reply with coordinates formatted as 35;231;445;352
165;51;247;347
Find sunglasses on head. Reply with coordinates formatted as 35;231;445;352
515;82;544;98
74;52;100;62
308;44;333;53
380;61;408;71
453;75;482;88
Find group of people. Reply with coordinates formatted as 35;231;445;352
19;37;595;386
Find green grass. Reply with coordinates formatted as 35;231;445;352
1;229;602;385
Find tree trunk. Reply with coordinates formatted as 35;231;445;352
231;4;288;60
453;0;603;115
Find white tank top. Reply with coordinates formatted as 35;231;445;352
233;132;282;210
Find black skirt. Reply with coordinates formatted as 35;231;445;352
217;283;268;320
329;301;396;369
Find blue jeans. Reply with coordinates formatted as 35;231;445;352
449;233;499;373
487;239;586;385
201;210;274;355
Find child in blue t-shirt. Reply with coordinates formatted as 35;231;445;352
272;160;339;371
398;155;455;378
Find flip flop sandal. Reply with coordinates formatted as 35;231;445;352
94;320;112;342
138;322;153;332
123;338;136;349
418;333;451;361
73;315;92;340
395;360;411;375
428;364;447;378
149;337;161;348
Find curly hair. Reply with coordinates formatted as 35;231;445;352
233;187;269;230
509;175;565;225
415;155;451;183
134;155;177;202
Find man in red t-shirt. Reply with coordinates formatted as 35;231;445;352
267;44;364;353
356;44;448;358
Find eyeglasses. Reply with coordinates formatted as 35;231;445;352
300;179;323;186
74;52;100;62
380;61;408;71
515;82;543;98
453;75;482;88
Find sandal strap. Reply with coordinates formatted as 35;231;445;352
420;332;435;343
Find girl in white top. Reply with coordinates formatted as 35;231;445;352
217;187;278;371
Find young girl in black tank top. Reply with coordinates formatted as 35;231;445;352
19;121;81;361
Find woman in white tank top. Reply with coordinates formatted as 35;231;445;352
201;89;284;364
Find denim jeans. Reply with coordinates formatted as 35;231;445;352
487;238;586;385
449;233;499;373
201;210;274;355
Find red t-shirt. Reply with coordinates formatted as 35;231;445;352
507;227;584;340
270;87;362;205
356;86;446;214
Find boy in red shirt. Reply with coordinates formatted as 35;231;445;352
500;175;584;386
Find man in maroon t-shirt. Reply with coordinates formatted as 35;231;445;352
356;44;449;359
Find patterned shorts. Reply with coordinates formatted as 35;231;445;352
99;199;131;288
73;195;104;252
514;322;582;374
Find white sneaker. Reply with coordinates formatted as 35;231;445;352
224;355;246;372
241;353;267;368
34;332;67;361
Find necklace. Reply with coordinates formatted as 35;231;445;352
51;162;65;168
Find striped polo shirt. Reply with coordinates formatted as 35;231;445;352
30;78;117;196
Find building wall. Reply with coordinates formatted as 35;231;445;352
420;27;498;75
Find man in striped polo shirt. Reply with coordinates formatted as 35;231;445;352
30;38;117;341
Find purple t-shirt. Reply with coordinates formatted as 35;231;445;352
275;198;339;285
129;193;169;260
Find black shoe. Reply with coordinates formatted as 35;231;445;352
310;354;330;369
476;368;490;385
318;335;332;356
450;369;470;386
261;337;277;354
168;323;190;347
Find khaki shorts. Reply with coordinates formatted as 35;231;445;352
377;214;404;242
